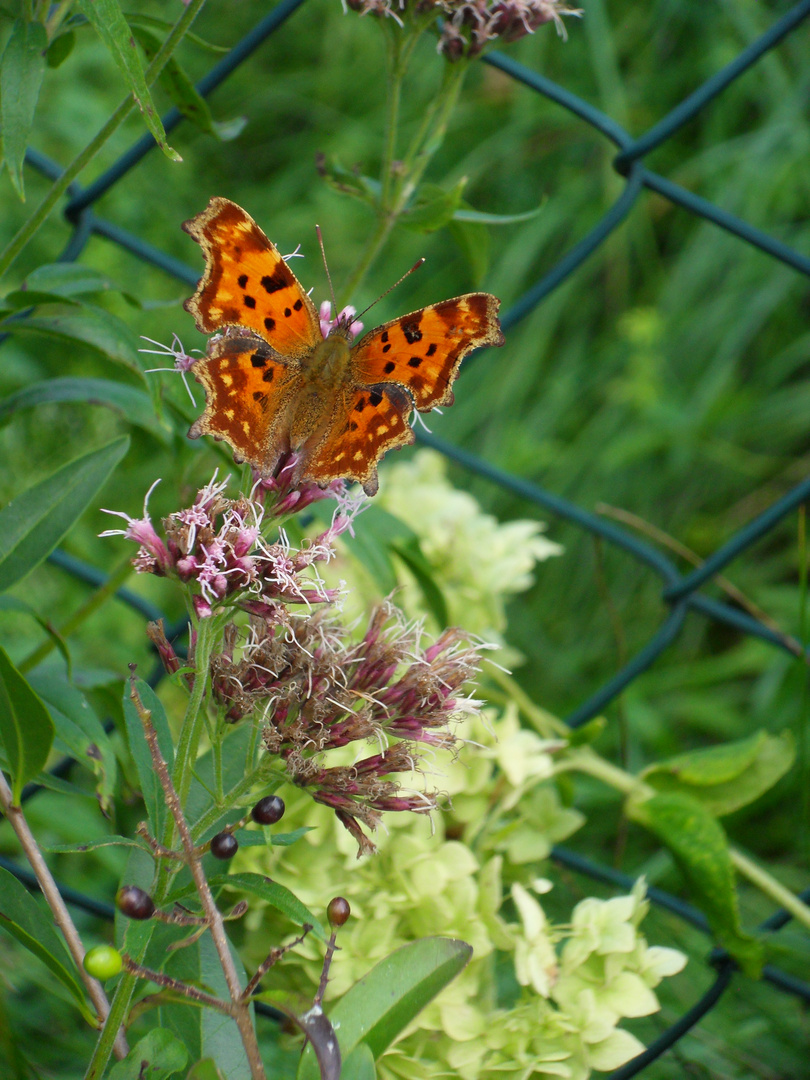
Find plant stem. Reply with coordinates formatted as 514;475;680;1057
0;0;207;279
338;37;466;304
0;772;128;1060
172;614;216;810
557;749;810;933
486;667;570;738
729;848;810;934
19;554;134;675
132;680;266;1080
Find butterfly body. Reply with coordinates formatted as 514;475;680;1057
182;198;504;495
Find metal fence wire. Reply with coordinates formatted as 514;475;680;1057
4;1;810;1076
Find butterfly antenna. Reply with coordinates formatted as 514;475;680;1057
353;258;426;323
316;225;339;321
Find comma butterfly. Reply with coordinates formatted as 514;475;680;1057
183;197;504;496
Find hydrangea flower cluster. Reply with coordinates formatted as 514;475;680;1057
211;600;486;853
343;0;581;59
237;707;686;1080
373;450;562;655
100;473;361;619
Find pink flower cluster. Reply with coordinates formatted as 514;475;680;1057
343;0;579;57
101;474;364;619
209;601;486;853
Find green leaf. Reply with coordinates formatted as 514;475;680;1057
0;647;54;803
628;792;763;976
108;1028;188;1080
401;180;466;234
389;537;449;629
337;506;400;595
46;29;75;68
298;938;472;1079
0;377;170;442
342;1042;376;1080
43;835;147;853
0;19;47;200
448;218;490;286
642;731;795;816
159;933;251;1079
203;873;325;940
0;302;144;375
122;678;174;835
0;435;129;593
124;14;229;53
23;262;115;297
130;24;220;138
28;670;118;813
77;0;181;162
0;866;93;1022
316;154;380;205
0;595;71;674
452;201;545;225
186;1061;227;1080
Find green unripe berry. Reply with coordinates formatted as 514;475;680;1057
83;945;123;979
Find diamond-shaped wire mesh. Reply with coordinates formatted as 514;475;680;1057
7;1;810;1074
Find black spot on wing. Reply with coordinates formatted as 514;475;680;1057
402;319;423;344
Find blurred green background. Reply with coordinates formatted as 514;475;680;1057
0;0;809;1075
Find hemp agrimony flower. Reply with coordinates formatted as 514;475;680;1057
211;600;488;854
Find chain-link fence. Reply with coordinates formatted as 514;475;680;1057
3;1;810;1075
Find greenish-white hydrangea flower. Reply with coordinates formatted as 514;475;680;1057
377;450;562;642
235;706;685;1079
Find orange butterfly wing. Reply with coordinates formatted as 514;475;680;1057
304;385;415;496
188;335;301;474
350;293;504;411
182;197;321;358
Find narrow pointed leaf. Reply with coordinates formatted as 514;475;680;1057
77;0;180;161
1;20;47;200
28;670;117;812
0;866;92;1021
629;792;763;976
196;873;325;939
0;647;54;803
452;202;545;225
298;938;472;1079
0;377;170;442
122;678;174;835
0;436;130;593
23;263;115;297
0;303;144;374
130;25;220;138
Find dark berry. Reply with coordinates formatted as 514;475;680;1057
115;885;155;920
83;945;123;979
251;795;285;825
210;832;239;860
327;896;350;928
